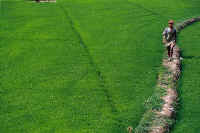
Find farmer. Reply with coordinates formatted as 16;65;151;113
162;20;177;61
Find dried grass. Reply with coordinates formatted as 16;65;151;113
135;17;200;133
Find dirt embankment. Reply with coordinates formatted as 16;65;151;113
134;16;200;133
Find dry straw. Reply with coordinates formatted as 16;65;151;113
134;17;200;133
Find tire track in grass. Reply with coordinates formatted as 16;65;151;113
57;4;163;131
58;5;118;114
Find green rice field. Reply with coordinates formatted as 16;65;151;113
172;23;200;133
0;0;200;132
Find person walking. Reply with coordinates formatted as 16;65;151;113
162;20;177;61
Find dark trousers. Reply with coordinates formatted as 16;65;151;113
167;45;174;57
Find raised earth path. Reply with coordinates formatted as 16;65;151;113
134;17;200;133
171;20;200;133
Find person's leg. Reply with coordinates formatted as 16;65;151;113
170;48;173;57
170;43;175;57
167;45;171;57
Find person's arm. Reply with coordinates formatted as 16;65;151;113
162;28;168;44
162;28;167;37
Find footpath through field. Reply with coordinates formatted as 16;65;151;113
0;0;200;133
171;22;200;133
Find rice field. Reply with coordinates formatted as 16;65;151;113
171;23;200;133
0;0;200;132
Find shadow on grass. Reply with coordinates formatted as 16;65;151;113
183;55;200;59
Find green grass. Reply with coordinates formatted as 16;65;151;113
0;0;200;133
171;23;200;133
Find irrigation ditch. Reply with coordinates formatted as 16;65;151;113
134;16;200;133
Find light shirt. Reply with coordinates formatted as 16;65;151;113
162;27;177;43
